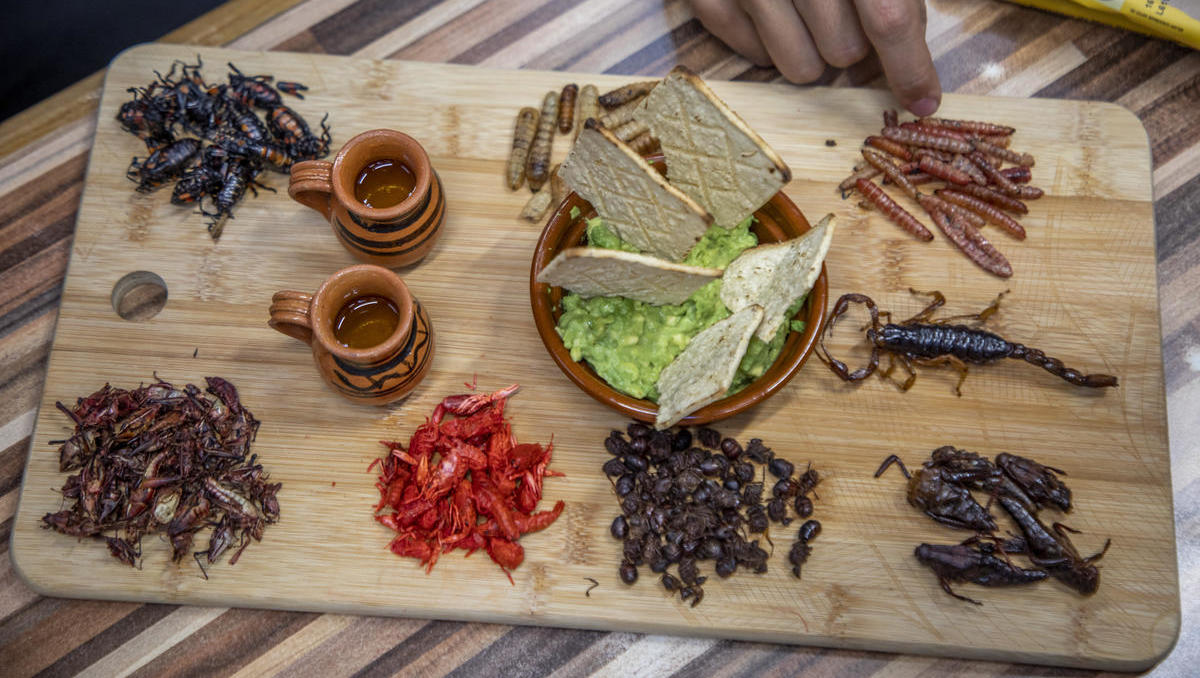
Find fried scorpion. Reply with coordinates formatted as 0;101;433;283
816;289;1119;395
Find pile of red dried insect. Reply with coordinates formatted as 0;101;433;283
42;377;279;575
877;446;1109;605
371;384;564;582
840;112;1045;278
118;57;331;238
604;423;821;606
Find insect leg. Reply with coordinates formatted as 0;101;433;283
880;353;918;392
937;577;982;605
902;288;946;323
910;354;971;396
873;454;910;479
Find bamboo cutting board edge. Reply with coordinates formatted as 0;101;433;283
9;44;1177;672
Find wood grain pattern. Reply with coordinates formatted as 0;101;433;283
7;43;1174;671
0;1;1197;676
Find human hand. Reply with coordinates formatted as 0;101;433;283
690;0;941;116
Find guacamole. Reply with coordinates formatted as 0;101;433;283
556;217;806;401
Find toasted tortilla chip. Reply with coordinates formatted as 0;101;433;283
634;66;791;228
537;247;722;305
720;214;836;343
655;305;764;429
559;121;713;261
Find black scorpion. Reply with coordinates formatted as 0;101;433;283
816;289;1119;395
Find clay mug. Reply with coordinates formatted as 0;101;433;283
289;129;446;267
268;264;435;405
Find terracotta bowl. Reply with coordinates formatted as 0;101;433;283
529;177;829;426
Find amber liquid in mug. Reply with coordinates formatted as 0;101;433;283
332;295;400;349
354;159;416;209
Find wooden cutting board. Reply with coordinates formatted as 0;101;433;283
11;44;1175;671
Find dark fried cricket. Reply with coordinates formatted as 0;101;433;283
915;537;1048;605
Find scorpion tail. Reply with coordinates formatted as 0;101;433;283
1007;344;1119;388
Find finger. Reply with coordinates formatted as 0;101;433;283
793;0;870;68
853;0;941;116
740;0;825;83
691;0;773;67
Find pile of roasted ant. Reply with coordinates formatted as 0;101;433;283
118;57;331;239
877;446;1110;605
604;423;822;607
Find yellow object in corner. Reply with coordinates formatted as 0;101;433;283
1005;0;1200;49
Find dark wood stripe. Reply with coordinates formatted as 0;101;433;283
34;604;176;678
446;625;607;678
451;0;589;66
349;620;462;678
0;154;87;229
272;30;325;54
1162;315;1200;394
606;19;708;76
0;599;69;655
935;10;1060;92
129;608;318;678
0;215;76;278
310;0;444;56
1035;33;1188;101
551;1;667;71
0;438;32;497
676;642;826;677
1139;70;1200;167
0;285;62;343
0;600;140;677
1156;172;1200;261
731;64;784;83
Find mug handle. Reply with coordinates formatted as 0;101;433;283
268;291;315;344
289;160;335;220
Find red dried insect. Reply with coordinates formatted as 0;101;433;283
999;166;1032;184
838;165;881;193
952;154;988;185
917;193;985;229
902;121;968;141
857;178;934;241
862;148;918;199
930;209;1013;278
937;189;1027;240
1014;184;1044;200
918;155;971;185
866;135;912;161
918;117;1015;136
883;126;974;155
973;139;1035;167
969;152;1021;196
953;182;1029;214
884;109;899;128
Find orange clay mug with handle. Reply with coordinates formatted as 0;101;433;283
269;264;435;405
289;129;446;267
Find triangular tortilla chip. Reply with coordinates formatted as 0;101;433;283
559;121;713;261
720;214;836;342
655;305;764;429
537;247;722;305
634;65;791;228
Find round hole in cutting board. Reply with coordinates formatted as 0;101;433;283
111;271;168;321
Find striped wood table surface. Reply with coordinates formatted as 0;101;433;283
0;1;1196;676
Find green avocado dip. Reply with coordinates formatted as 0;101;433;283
555;216;807;401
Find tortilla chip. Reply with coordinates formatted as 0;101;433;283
634;66;791;228
655;305;764;429
720;214;836;343
559;121;713;261
537;247;722;305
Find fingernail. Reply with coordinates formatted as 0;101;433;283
908;97;939;118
